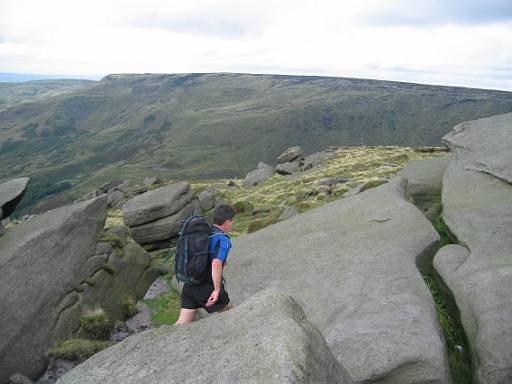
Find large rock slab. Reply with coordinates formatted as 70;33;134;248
243;161;275;187
277;146;303;164
122;182;192;227
276;160;301;175
434;112;512;384
225;178;449;383
0;177;30;219
0;196;108;383
398;157;449;220
57;289;352;384
129;201;198;245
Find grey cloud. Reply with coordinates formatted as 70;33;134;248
365;0;512;26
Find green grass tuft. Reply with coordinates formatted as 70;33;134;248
143;290;182;326
49;339;112;362
79;307;111;340
423;273;473;384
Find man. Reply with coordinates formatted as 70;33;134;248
175;204;236;324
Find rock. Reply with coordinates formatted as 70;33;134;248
413;146;449;153
0;177;30;219
302;151;330;170
122;182;192;227
142;176;160;186
277;146;304;164
106;190;125;208
79;241;155;321
225;178;449;383
129;202;195;245
252;205;284;216
242;161;275;187
278;206;298;221
95;241;113;255
434;112;512;384
197;190;215;211
358;178;388;193
0;222;5;237
313;177;348;187
103;226;129;246
8;374;33;384
398;157;449;220
276;160;301;175
57;289;352;384
227;180;240;188
0;196;108;383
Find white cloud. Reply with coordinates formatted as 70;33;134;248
0;0;511;90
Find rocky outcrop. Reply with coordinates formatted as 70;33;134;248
277;146;304;164
225;178;449;383
142;176;160;186
197;190;215;211
278;206;298;221
0;177;30;219
276;146;305;175
433;112;512;384
52;226;161;340
122;182;200;250
0;197;107;383
302;150;332;170
57;289;353;384
75;180;139;209
398;157;449;220
243;161;275;187
276;160;301;175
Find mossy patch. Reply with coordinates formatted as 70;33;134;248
98;234;123;249
49;339;112;362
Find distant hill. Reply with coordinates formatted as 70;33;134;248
1;72;512;212
0;79;97;111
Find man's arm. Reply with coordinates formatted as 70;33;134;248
206;259;223;306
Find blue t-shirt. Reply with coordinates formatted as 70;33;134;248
209;227;232;263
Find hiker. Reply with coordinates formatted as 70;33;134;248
175;204;236;324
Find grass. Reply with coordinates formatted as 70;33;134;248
142;288;182;326
79;307;111;340
427;212;472;383
423;273;473;384
49;339;112;362
190;146;446;236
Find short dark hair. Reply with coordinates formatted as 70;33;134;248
213;204;236;225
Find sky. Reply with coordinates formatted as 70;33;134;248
0;0;511;90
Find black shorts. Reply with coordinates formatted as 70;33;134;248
181;282;230;313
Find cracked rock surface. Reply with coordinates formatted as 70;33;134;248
226;177;449;383
434;112;512;384
0;197;107;384
57;289;352;384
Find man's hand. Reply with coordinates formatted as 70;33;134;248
206;289;220;307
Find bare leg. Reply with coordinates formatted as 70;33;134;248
175;308;198;324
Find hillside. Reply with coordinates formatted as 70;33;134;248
0;79;97;112
1;73;512;213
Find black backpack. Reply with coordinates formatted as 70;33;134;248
175;216;213;285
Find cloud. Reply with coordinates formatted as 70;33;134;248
0;0;511;91
365;0;512;26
